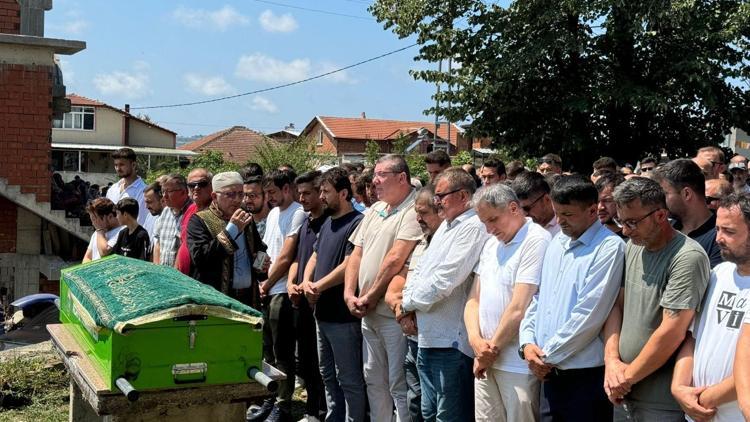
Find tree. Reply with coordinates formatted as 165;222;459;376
365;140;381;165
145;150;238;183
370;0;750;171
255;137;336;174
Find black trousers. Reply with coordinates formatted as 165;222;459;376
294;298;326;416
540;365;612;422
262;293;295;410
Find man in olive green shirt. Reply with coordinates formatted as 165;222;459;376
604;177;709;421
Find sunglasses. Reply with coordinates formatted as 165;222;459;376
705;196;720;204
187;180;209;190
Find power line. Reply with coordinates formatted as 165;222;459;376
131;43;418;110
252;0;374;21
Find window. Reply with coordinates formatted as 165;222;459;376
317;130;323;146
53;106;95;130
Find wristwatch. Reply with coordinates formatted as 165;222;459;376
518;343;529;360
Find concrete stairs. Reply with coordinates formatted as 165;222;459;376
0;177;92;241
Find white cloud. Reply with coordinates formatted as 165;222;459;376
172;5;249;31
184;73;234;96
258;10;298;33
235;53;311;83
93;62;150;99
250;96;278;113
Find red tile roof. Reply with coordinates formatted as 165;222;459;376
178;126;271;164
304;116;464;144
66;93;177;135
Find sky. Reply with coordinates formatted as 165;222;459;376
45;0;440;138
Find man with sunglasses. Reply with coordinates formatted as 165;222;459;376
519;175;625;421
603;177;709;422
696;146;726;180
175;168;213;275
512;172;560;237
651;159;723;268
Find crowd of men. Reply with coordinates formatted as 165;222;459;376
80;146;750;422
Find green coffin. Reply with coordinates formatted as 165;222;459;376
59;255;264;392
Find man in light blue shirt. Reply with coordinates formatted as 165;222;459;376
519;174;625;421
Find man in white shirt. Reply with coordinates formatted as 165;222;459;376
512;171;560;237
465;184;550;422
257;169;307;422
401;168;489;421
672;193;750;421
105;148;152;236
82;198;124;262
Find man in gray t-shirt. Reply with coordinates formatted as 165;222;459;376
604;177;709;422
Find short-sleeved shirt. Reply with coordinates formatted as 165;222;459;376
619;232;710;410
314;210;364;323
475;219;550;374
263;202;307;296
294;213;328;285
349;190;423;317
689;262;749;422
113;225;151;261
87;226;124;261
106;177;150;229
673;213;723;268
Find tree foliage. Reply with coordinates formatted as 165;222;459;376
145;150;239;183
370;0;750;170
365;140;382;165
255;137;336;174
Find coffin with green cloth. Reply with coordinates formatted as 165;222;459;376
59;255;270;399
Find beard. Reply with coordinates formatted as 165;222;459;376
719;238;750;266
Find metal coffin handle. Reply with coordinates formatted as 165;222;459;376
172;362;208;384
247;367;278;393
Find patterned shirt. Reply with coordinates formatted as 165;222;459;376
154;199;191;267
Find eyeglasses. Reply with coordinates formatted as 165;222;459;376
433;188;462;203
521;194;545;213
216;190;243;200
187;180;209;190
613;208;661;230
708;160;724;167
640;166;655;172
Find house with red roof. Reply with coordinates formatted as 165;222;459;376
178;126;271;165
51;94;191;185
300;114;470;161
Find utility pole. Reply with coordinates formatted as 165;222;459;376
433;59;441;151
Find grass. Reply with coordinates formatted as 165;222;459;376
0;356;69;422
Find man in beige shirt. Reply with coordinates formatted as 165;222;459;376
344;155;423;422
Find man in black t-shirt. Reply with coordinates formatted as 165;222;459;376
113;198;151;261
300;168;366;422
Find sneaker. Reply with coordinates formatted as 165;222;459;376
247;398;275;422
264;405;293;422
297;415;321;422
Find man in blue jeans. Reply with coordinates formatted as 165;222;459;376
385;186;444;422
301;167;366;422
402;168;490;421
